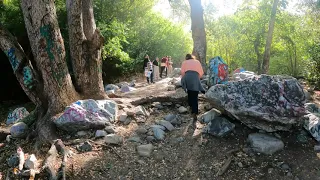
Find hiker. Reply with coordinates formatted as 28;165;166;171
160;56;168;78
143;55;154;84
153;57;160;81
167;56;173;75
181;54;205;128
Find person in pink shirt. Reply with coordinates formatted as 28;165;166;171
181;54;205;128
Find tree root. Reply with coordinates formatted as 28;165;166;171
216;148;240;176
130;95;188;105
42;139;71;180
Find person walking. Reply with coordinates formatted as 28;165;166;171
143;55;154;84
167;56;173;75
181;54;205;128
160;56;168;78
153;57;160;81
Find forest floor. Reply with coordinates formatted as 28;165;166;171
0;77;320;180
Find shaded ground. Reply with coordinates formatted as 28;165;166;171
0;78;320;180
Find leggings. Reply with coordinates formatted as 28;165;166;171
187;90;199;114
160;66;167;78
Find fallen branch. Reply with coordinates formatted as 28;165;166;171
88;140;122;159
216;156;232;176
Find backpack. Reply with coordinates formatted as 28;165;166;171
208;56;228;86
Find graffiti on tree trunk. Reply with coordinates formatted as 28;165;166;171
40;24;67;87
7;48;20;72
23;66;33;89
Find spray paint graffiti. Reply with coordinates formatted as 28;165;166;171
7;48;20;72
23;66;33;89
6;107;30;125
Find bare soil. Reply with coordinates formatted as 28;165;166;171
0;78;320;180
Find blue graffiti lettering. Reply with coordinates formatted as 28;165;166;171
23;66;33;89
7;48;20;71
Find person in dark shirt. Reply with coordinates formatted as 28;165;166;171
160;56;168;78
153;57;160;81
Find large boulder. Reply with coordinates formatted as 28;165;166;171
233;71;255;81
10;122;28;138
206;75;306;132
6;107;29;125
169;68;181;78
303;103;320;141
54;99;118;132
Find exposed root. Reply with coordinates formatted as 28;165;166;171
42;139;70;180
130;95;188;106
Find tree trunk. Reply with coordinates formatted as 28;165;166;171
254;27;265;74
261;0;279;74
188;0;207;73
67;0;106;99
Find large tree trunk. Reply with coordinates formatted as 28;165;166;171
67;0;106;99
188;0;207;73
261;0;279;74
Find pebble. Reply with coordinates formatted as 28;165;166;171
105;134;123;145
314;144;320;151
156;120;175;131
6;135;11;142
136;127;148;134
178;106;188;114
237;162;243;168
152;127;165;140
268;168;273;174
280;163;291;171
77;141;92;152
128;136;142;143
146;136;155;142
164;114;176;122
105;126;116;134
24;154;38;169
95;130;107;138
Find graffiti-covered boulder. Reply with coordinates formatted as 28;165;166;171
10;122;28;138
207;56;228;87
54;99;118;132
303;103;320;141
206;75;306;132
6;107;29;126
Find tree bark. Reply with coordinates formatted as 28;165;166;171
0;24;46;107
188;0;207;73
261;0;279;74
67;0;106;99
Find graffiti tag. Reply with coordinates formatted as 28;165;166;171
7;48;20;72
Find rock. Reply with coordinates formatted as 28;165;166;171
314;144;320;151
136;127;148;134
303;113;320;141
105;134;123;145
105;126;116;134
54;99;118;132
204;104;213;111
169;68;181;78
156;120;175;131
268;168;274;174
280;163;291;171
135;106;149;116
304;90;312;101
6;107;29;125
95;130;107;138
178;106;188;114
237;162;244;168
105;84;119;91
77;141;92;152
199;109;221;124
152;102;164;109
7;154;19;168
175;104;181;108
202;117;235;137
76;131;88;137
247;133;284;155
305;103;320;113
24;154;38;169
124;108;135;116
119;114;130;124
121;85;136;93
10;122;28;138
146;136;155;142
168;85;175;91
162;102;173;106
297;130;309;143
129;80;136;87
150;125;166;131
152;126;165;140
171;137;184;144
164;114;176;122
128;136;142;143
105;90;115;95
233;71;255;81
6;135;11;142
206;75;306;132
137;144;153;157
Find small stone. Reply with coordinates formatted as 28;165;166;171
175;104;181;108
124;108;135;116
105;134;123;145
280;163;291;171
77;141;92;152
164;114;176;122
119;114;128;122
287;172;293;177
95;130;107;138
136;127;148;134
152;127;165;140
24;154;38;169
128;136;142;143
204;104;213;111
162;102;173;106
237;162;243;168
156;120;175;131
314;144;320;152
77;131;88;137
137;160;145;164
146;136;155;142
167;85;175;91
6;135;11;142
268;168;273;174
137;144;153;157
7;154;19;167
178;106;188;114
105;126;116;134
152;102;164;109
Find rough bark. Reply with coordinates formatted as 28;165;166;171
254;28;264;74
0;25;46;107
261;0;280;74
188;0;207;73
67;0;106;99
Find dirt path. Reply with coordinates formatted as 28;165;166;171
1;78;320;180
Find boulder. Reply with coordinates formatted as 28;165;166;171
199;109;221;124
247;133;284;155
121;85;136;93
6;107;29;125
105;84;119;92
202;117;235;137
137;144;153;157
233;71;255;81
169;68;181;78
54;99;118;132
156;120;175;131
303;103;320;141
206;75;306;132
10;122;28;138
95;130;107;138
